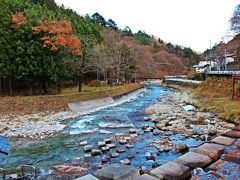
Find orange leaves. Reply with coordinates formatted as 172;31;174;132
11;12;28;29
32;19;81;55
11;12;81;55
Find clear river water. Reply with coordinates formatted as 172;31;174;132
0;84;202;176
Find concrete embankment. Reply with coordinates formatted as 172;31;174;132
68;87;145;114
163;78;202;88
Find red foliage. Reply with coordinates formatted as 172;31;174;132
32;19;81;55
11;12;28;29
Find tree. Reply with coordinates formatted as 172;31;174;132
123;26;133;36
230;4;240;35
106;19;118;30
91;12;106;26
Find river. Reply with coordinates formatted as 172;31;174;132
0;84;201;177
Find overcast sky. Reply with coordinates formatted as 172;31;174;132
55;0;240;52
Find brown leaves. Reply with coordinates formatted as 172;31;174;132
11;12;28;29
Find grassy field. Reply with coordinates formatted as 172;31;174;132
0;83;143;115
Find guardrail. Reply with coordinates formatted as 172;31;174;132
207;71;240;75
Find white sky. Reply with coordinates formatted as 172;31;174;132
55;0;240;52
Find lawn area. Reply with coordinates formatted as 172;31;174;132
0;83;143;116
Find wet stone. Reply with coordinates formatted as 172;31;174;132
139;166;148;175
101;146;110;152
107;143;116;148
129;129;137;134
193;143;225;160
74;174;99;180
221;149;240;164
119;140;127;144
94;163;139;180
80;141;88;146
124;137;131;141
211;136;235;146
174;152;213;169
98;141;106;147
120;159;130;165
173;143;188;153
130;134;138;138
111;152;119;158
117;148;126;153
91;149;102;156
150;161;191;180
136;174;159;180
104;138;112;144
223;130;240;138
126;144;134;148
83;145;92;152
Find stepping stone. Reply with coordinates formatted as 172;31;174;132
150;161;191;180
223;130;240;138
120;159;130;165
119;140;127;144
104;138;112;144
209;159;240;179
126;144;134;148
94;164;139;180
174;152;213;169
83;145;92;152
129;129;137;134
135;174;159;180
211;136;235;146
221;149;240;164
193;143;225;160
101;146;110;152
107;143;116;148
98;141;106;147
117;148;126;153
111;152;119;158
80;141;88;146
91;149;102;156
74;174;99;180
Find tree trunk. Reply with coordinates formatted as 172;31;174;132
57;79;61;94
9;77;13;96
78;74;83;92
42;78;48;94
0;78;2;96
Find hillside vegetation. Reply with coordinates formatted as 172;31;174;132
0;0;200;96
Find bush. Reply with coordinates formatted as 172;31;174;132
88;80;100;86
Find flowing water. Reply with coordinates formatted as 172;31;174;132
0;84;202;176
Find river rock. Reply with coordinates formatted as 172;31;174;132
80;141;88;146
107;143;116;148
193;143;225;160
175;152;213;169
53;165;88;176
173;143;188;153
120;159;130;165
138;166;147;175
111;152;119;158
104;138;112;144
91;149;102;156
94;164;139;180
207;125;217;135
84;145;92;152
74;174;99;180
98;141;106;147
101;146;110;152
150;161;191;180
119;139;127;144
146;152;155;161
193;127;204;135
211;136;235;146
126;144;134;148
152;161;162;168
137;174;159;180
117;148;126;153
129;129;137;134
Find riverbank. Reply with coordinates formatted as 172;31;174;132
0;83;143;140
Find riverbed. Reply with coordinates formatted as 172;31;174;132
1;84;231;179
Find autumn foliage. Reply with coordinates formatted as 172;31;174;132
11;12;81;55
32;19;81;55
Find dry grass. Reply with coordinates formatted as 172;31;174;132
0;83;143;116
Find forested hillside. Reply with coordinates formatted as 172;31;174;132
0;0;200;96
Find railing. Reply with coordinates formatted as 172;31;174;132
207;71;240;75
